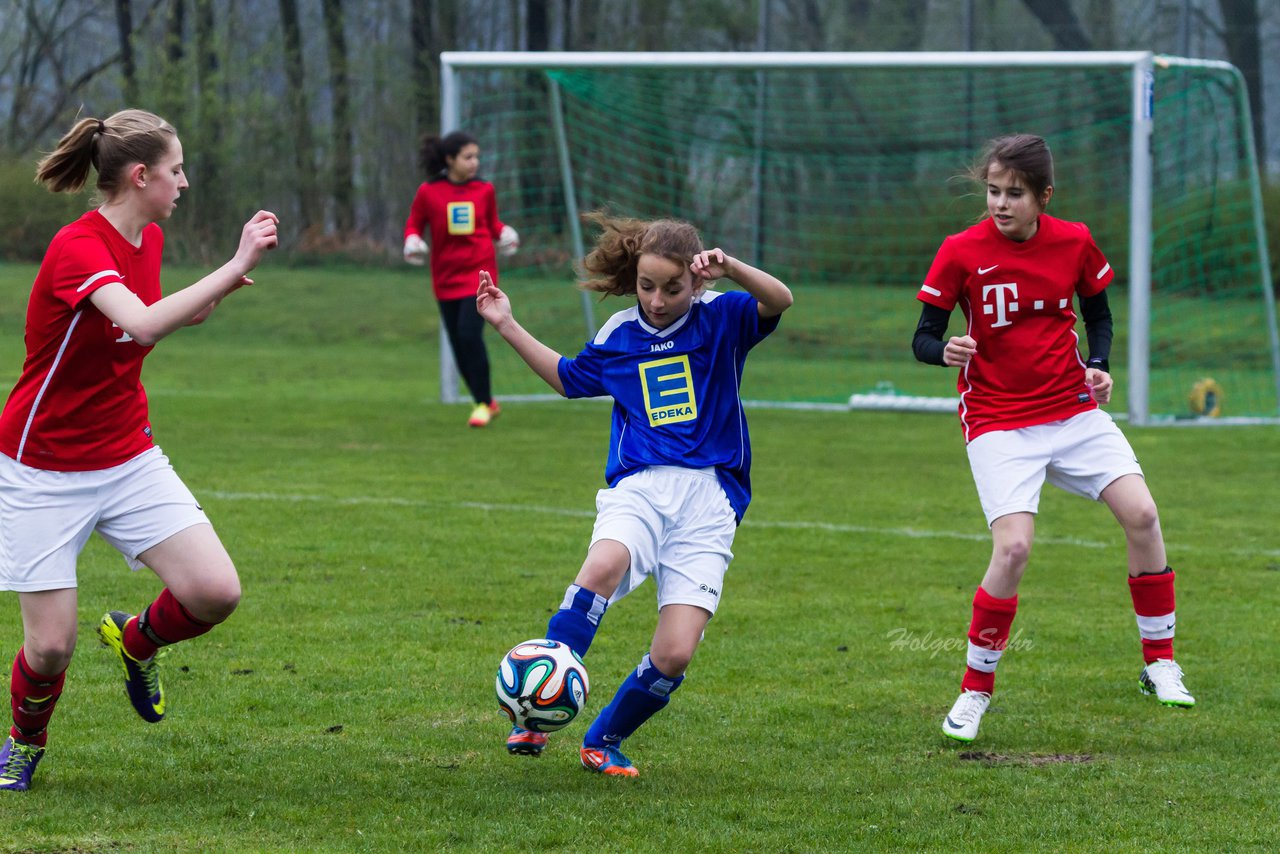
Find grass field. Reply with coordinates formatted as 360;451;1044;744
0;261;1277;852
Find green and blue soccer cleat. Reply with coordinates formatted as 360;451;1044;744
0;736;44;792
98;611;166;723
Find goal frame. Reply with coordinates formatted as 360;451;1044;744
438;51;1279;425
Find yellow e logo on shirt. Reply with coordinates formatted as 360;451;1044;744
447;202;476;235
639;355;697;427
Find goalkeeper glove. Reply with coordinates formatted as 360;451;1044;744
403;234;429;265
497;225;520;258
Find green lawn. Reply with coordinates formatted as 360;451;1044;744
0;262;1277;851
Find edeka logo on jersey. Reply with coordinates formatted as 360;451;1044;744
638;355;698;427
446;202;476;235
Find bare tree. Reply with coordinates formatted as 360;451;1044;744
279;0;320;230
323;0;355;231
114;0;137;102
4;1;118;152
565;0;598;49
528;0;548;49
1217;0;1265;160
1020;0;1093;50
189;0;227;250
410;1;457;135
153;0;187;129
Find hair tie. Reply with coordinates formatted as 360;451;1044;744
97;120;106;135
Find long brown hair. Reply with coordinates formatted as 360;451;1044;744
35;109;177;197
969;133;1055;208
578;210;704;296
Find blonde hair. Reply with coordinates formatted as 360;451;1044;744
35;109;177;196
579;210;704;296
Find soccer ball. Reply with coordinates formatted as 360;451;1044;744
495;638;589;732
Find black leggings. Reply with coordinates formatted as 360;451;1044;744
438;297;492;405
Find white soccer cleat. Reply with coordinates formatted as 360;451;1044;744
942;690;991;742
497;225;520;258
403;234;429;265
1139;659;1195;707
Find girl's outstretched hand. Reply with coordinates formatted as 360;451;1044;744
235;210;280;274
691;248;736;282
476;269;512;328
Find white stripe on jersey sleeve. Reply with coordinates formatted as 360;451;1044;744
920;285;942;297
76;269;124;292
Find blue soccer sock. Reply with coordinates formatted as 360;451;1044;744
583;653;684;749
545;584;609;658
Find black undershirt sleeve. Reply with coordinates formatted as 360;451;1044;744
912;302;951;366
1080;289;1113;372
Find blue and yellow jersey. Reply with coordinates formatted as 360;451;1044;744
558;290;779;522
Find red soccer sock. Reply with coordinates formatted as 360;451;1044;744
960;586;1019;695
1128;568;1176;664
10;648;66;748
122;588;216;661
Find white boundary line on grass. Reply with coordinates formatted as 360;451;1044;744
204;490;1280;559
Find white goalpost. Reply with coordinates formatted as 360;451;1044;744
438;51;1279;425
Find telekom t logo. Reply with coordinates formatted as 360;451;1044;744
982;283;1019;328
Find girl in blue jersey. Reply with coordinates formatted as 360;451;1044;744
477;212;792;776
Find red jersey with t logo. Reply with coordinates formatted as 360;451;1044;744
917;214;1114;442
0;210;160;470
403;178;505;300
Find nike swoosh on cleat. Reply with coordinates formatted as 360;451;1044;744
978;265;999;274
944;716;964;730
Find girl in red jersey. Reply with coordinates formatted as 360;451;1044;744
0;109;278;791
403;130;519;428
912;134;1194;744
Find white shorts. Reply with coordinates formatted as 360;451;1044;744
966;409;1144;526
590;466;737;615
0;447;210;592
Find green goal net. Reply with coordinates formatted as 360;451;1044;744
441;52;1279;424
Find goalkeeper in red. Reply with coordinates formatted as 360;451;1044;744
912;134;1194;744
403;130;518;427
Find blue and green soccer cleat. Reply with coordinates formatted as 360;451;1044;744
0;736;44;792
98;611;165;723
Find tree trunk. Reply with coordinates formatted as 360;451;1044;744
166;0;185;63
114;0;137;103
527;0;548;50
279;0;319;231
565;0;597;50
156;0;186;131
519;0;551;236
1217;0;1265;161
323;0;355;232
410;0;437;135
1019;0;1093;50
191;0;226;249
